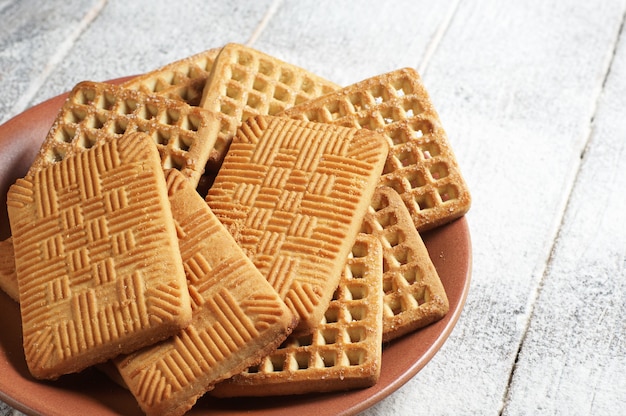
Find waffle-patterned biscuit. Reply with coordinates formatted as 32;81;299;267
28;81;220;186
122;48;221;106
0;238;18;302
7;132;192;380
199;43;340;167
206;115;388;334
115;169;295;416
363;186;448;342
212;233;383;397
280;67;471;231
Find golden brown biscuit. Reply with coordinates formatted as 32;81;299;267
362;186;448;341
122;48;221;106
0;241;132;390
212;233;383;397
206;115;388;334
115;169;296;416
199;43;339;167
7;132;192;380
280;67;471;231
28;81;219;186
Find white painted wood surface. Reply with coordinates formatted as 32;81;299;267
1;0;625;415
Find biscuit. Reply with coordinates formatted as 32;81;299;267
0;240;131;389
211;233;383;397
206;115;389;334
199;43;339;167
7;132;192;380
28;81;220;186
115;169;296;416
362;186;448;342
122;48;221;106
0;242;132;392
280;67;471;231
0;238;18;302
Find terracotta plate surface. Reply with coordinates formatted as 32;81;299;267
0;79;472;416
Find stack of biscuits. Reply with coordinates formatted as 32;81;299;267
0;43;471;416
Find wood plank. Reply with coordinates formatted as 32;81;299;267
26;0;275;107
503;20;626;415
251;0;460;86
0;0;105;124
2;1;626;415
361;0;626;414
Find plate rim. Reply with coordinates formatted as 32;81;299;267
0;80;472;416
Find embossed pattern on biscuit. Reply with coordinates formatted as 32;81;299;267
115;169;295;416
211;233;383;397
28;81;219;186
199;43;339;166
206;115;388;333
7;132;191;380
362;186;448;342
279;67;471;231
122;48;221;106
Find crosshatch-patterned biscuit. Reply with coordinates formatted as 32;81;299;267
206;115;389;334
211;233;384;397
122;48;221;106
0;241;132;389
7;132;192;380
115;169;296;416
280;67;471;231
362;186;448;342
0;237;18;302
199;43;340;167
28;81;220;186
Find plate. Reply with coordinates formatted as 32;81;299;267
0;78;472;416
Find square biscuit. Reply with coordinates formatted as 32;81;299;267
363;186;449;341
7;132;192;380
122;48;221;106
211;233;384;397
115;169;296;416
28;81;220;186
199;43;340;167
280;67;471;231
206;115;389;334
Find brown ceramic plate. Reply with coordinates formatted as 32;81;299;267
0;78;472;416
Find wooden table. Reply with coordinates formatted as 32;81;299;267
1;1;625;414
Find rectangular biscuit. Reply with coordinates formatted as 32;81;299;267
211;233;384;397
199;43;340;168
280;67;471;231
122;48;221;106
7;132;192;380
362;186;448;342
115;169;296;416
28;80;220;186
205;115;389;334
0;241;130;388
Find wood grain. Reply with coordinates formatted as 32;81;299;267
362;0;626;414
1;0;625;414
0;0;105;124
253;0;460;86
503;19;626;415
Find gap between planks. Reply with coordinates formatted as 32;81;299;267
417;0;462;77
246;0;284;47
498;7;626;416
245;0;462;81
8;0;107;118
